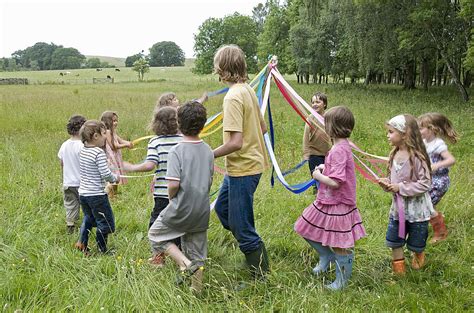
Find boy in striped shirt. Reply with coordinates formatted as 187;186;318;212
75;120;119;255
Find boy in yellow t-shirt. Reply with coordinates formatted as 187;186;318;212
213;45;270;279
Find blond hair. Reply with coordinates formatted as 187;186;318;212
387;114;431;180
418;112;459;144
80;120;106;144
156;92;177;108
213;45;248;83
324;106;354;138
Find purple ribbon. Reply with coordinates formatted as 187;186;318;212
394;193;406;238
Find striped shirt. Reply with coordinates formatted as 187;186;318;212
78;146;118;196
146;135;183;198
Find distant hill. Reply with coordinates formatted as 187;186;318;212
85;55;125;67
85;56;194;68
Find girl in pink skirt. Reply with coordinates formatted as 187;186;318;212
294;106;366;290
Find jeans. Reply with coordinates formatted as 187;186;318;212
215;174;263;254
79;195;115;252
385;218;429;253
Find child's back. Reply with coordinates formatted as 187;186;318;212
161;140;214;232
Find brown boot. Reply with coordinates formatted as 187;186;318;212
74;242;90;256
429;213;448;244
411;252;425;270
392;259;406;275
191;268;204;294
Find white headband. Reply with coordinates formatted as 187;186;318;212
388;115;406;133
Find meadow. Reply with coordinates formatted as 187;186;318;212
0;65;473;312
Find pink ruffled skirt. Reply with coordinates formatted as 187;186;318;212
294;201;366;248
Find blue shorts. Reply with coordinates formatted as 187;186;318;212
385;218;428;253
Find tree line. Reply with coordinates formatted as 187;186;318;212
1;41;185;72
193;0;473;101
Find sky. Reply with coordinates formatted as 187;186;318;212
0;0;263;58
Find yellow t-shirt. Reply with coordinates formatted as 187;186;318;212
222;83;269;176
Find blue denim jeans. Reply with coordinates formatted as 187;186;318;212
385;218;429;253
215;174;263;254
79;195;115;252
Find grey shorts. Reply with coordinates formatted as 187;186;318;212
148;216;207;266
63;186;80;225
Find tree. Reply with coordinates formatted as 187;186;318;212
148;41;185;67
51;47;85;70
193;13;258;74
12;42;61;70
125;52;145;67
252;2;270;33
257;2;294;74
86;58;101;68
132;57;150;81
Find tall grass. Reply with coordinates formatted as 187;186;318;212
0;68;473;311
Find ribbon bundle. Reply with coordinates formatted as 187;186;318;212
128;59;388;195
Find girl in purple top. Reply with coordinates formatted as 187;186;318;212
378;114;433;276
295;106;366;290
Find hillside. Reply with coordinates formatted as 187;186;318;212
85;55;125;67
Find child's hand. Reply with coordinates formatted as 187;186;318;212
128;141;134;149
431;163;439;172
198;92;208;104
387;183;400;193
378;178;390;191
312;168;322;180
316;164;325;172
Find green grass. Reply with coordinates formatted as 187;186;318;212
0;67;473;311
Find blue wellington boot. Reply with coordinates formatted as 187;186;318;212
305;239;336;275
325;252;354;290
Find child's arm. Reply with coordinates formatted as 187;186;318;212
387;159;431;195
196;92;208;104
115;134;133;149
122;160;155;172
214;131;243;158
97;152;119;183
312;168;339;188
432;150;455;172
167;180;180;199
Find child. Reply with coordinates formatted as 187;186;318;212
75;120;119;254
122;106;183;266
100;111;133;197
418;113;458;243
302;92;331;193
378;114;433;275
148;101;214;293
212;44;270;279
155;91;209;110
295;106;366;290
58;115;86;234
156;92;180;109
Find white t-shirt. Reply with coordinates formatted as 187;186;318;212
58;139;83;187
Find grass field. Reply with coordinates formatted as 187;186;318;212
0;66;473;311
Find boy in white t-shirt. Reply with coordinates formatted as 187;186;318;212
58;115;86;234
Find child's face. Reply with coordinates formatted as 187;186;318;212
386;125;404;147
171;97;180;108
112;115;118;129
418;125;434;141
92;128;107;147
311;96;325;114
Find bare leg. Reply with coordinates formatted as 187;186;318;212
165;243;191;270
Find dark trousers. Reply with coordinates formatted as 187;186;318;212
215;174;263;254
79;195;115;252
308;155;325;191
